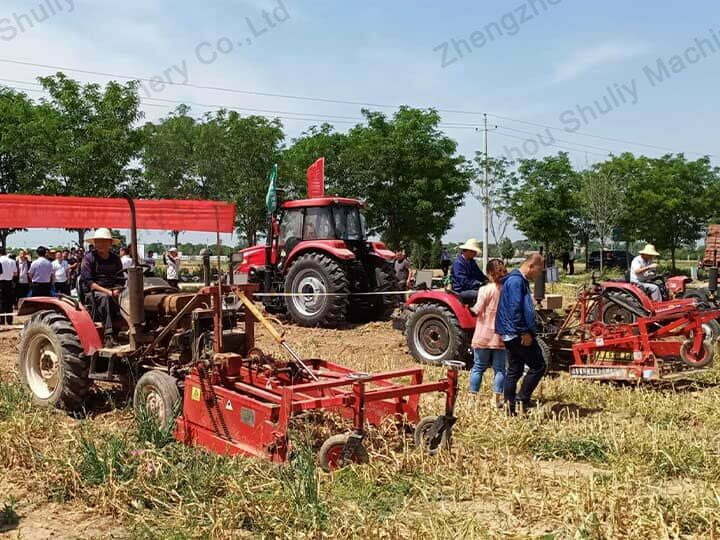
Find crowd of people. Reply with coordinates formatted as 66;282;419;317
0;230;177;331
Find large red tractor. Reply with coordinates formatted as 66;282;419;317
234;159;398;327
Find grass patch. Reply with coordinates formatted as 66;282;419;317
0;497;19;528
0;382;31;421
331;468;415;518
77;432;135;486
530;434;611;463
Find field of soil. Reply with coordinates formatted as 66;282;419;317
2;314;720;538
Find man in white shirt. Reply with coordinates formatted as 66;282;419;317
52;250;71;295
0;248;17;325
28;246;54;297
165;247;180;289
15;249;31;304
630;244;662;302
119;247;133;270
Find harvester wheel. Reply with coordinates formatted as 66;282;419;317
413;416;451;455
679;338;716;369
318;434;369;472
405;303;467;366
284;253;350;327
134;371;181;430
17;311;89;411
602;290;643;325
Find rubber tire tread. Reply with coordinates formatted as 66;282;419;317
133;371;181;430
284;252;350;327
318;434;369;472
17;310;90;411
405;302;467;366
601;290;644;324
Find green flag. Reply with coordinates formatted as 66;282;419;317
265;164;278;214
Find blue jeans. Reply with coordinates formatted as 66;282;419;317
469;348;507;394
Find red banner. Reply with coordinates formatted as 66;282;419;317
0;195;236;233
306;158;325;198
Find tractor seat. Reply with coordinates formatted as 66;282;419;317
448;289;475;306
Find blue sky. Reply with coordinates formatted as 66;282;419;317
1;0;719;248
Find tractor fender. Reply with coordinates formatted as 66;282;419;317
285;241;355;267
17;297;102;355
405;290;476;330
599;282;656;312
368;242;395;262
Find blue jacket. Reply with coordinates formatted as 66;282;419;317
451;254;487;293
495;269;537;336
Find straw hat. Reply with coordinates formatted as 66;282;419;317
88;228;120;245
168;247;178;253
458;238;482;254
638;244;660;257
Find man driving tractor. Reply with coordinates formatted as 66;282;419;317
80;228;124;346
630;244;662;302
451;238;488;304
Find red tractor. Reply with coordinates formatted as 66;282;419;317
235;159;398;327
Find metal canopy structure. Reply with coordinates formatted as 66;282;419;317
0;194;236;233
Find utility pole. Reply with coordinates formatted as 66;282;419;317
483;114;490;271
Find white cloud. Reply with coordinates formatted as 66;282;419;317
553;41;650;83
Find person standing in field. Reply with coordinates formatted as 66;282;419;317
0;248;17;325
15;249;31;305
469;258;508;408
495;253;546;416
394;250;412;289
165;247;180;289
52;250;70;295
120;246;133;270
28;246;54;297
440;247;452;277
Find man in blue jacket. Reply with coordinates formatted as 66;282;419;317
495;253;545;415
451;238;487;304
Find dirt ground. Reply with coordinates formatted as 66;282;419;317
0;318;411;539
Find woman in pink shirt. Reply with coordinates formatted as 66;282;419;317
469;259;508;407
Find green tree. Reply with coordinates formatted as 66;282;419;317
38;73;144;245
283;108;470;250
499;237;514;262
623;154;718;269
503;153;580;253
579;170;626;274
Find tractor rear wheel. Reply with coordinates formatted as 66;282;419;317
405;303;467;366
602;290;644;325
134;371;181;431
17;311;89;411
318;434;369;472
284;253;350;327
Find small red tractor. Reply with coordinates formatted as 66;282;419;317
234;159;398;327
400;270;720;382
7;194;459;471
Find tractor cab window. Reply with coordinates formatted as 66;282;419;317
333;205;364;241
279;209;303;247
303;207;334;240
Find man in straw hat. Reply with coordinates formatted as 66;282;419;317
451;238;488;304
80;228;124;346
630;244;662;302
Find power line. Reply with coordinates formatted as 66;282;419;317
493;131;610;159
486;113;714;157
496;126;620;155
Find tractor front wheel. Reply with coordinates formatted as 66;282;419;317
318;434;369;472
405;303;467;366
284;253;350;327
17;311;90;411
133;371;181;430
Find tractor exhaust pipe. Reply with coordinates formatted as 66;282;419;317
124;196;145;347
534;265;546;303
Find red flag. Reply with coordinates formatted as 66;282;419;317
306;158;325;198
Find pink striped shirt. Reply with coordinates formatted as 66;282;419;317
470;283;504;350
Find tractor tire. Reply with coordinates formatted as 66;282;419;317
348;261;400;323
413;416;451;455
133;371;181;430
318;434;369;472
405;303;467;366
602;290;644;325
284;253;350;327
17;311;89;411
